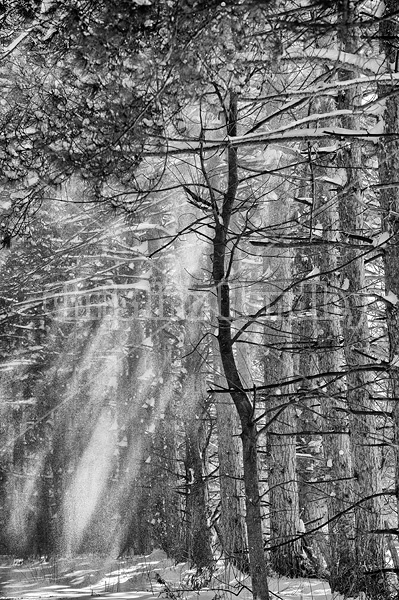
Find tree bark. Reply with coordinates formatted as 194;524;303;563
379;0;399;581
183;322;214;571
213;335;248;573
211;91;270;600
262;194;302;576
294;259;329;574
336;4;387;596
337;102;386;600
312;146;356;595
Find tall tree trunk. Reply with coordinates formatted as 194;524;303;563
183;322;214;571
263;194;302;576
336;4;387;595
312;153;356;595
212;332;248;573
211;91;269;600
292;160;328;574
212;254;255;573
379;0;399;576
337;96;386;599
294;260;329;574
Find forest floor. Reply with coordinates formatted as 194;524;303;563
0;550;347;600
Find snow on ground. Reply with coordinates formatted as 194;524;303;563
0;550;346;600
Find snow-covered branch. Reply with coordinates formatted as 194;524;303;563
147;124;386;157
283;47;386;75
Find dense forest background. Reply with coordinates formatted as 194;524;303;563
0;1;398;599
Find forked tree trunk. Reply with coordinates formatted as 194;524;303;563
211;91;269;600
